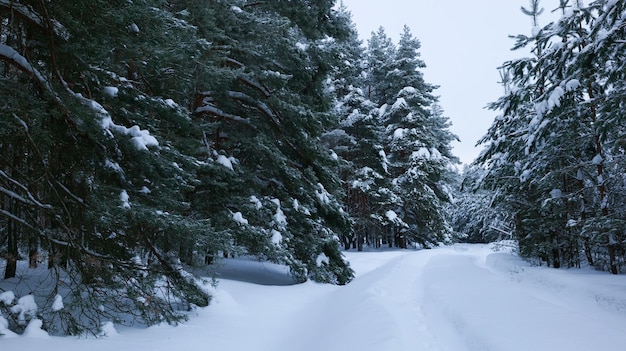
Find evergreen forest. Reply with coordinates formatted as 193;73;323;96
1;0;625;337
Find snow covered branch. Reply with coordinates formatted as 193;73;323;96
0;0;69;40
227;91;282;125
0;44;65;109
0;170;54;210
238;76;272;98
195;102;253;126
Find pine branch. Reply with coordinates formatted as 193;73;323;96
0;44;68;114
0;0;68;40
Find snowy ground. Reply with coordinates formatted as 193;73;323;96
3;243;626;350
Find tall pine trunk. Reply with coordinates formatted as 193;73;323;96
4;207;18;279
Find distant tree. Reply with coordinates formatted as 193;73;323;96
377;26;458;247
323;5;395;250
365;27;397;104
448;166;513;243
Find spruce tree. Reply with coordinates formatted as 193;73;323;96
377;26;457;247
322;5;396;250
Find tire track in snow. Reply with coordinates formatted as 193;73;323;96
276;250;456;351
420;246;626;351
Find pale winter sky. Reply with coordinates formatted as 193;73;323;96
340;0;537;165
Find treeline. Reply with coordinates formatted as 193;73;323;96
475;0;626;272
0;1;456;335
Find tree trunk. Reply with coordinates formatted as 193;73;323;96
343;236;351;251
583;237;593;266
608;234;618;274
551;232;560;269
29;235;38;268
4;220;18;279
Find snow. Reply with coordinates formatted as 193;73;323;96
51;295;64;312
330;150;338;160
316;253;330;266
547;86;565;110
550;188;562;199
271;199;287;227
98;322;118;338
270;229;282;245
592;153;603;165
103;86;118;97
315;183;331;205
23;319;49;339
414;147;430;159
393;128;405;139
250;196;263;209
0;0;68;39
0;44;43;85
232;212;248;225
566;79;580;92
0;291;15;305
119;190;130;209
379;149;389;173
104;160;123;173
101;117;159;151
390;97;408;112
215;155;235;170
164;99;176;108
398;86;417;95
293;199;311;215
129;23;140;33
520;169;531;182
0;314;17;338
378;103;387;117
384;210;406;227
430;147;442;160
385;210;398;221
129;128;158;151
3;244;626;350
10;294;38;324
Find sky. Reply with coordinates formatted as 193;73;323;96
340;0;537;164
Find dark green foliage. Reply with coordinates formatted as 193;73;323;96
0;0;357;335
327;18;459;249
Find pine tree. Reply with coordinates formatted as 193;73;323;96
322;5;395;250
182;1;354;284
377;26;457;247
0;0;358;335
0;0;222;334
448;166;513;243
477;0;626;272
365;27;397;104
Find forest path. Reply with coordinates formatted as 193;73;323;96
4;244;626;351
270;244;626;351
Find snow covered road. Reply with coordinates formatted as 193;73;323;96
4;243;626;351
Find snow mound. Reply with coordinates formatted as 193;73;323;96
23;319;49;339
